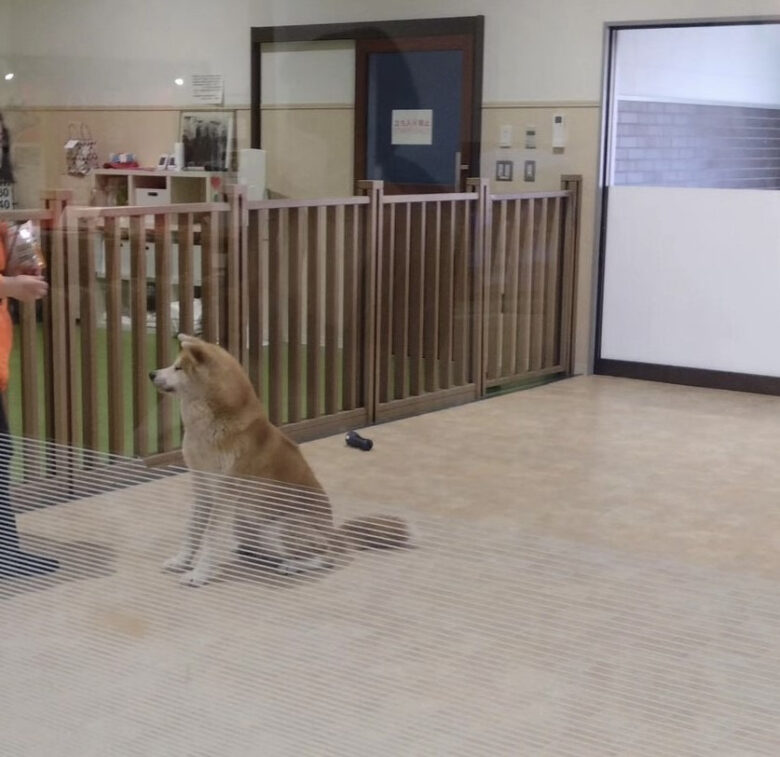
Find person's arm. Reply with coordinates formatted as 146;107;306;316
0;274;48;303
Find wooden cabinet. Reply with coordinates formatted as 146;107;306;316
92;169;228;206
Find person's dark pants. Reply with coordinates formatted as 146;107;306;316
0;400;58;576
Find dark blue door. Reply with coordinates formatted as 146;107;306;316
356;36;475;193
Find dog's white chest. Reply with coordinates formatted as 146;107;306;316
181;404;234;473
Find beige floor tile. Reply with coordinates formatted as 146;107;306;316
3;376;780;755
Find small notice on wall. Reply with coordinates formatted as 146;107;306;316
192;74;224;105
391;109;433;145
0;182;13;210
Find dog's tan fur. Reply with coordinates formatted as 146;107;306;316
150;334;408;586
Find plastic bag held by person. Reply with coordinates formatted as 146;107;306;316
7;222;45;274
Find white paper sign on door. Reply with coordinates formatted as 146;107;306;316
391;109;433;145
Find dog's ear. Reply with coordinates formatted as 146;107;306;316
178;333;202;346
184;342;208;365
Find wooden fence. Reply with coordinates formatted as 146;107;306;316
1;176;580;474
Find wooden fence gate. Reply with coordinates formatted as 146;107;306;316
1;176;580;471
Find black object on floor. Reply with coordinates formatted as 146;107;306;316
0;550;59;578
345;431;373;451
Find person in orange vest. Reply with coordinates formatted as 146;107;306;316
0;222;58;577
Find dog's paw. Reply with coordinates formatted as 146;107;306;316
179;568;213;587
163;552;192;572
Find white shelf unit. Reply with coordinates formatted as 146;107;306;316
93;169;229;207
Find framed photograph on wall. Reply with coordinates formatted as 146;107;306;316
179;110;234;171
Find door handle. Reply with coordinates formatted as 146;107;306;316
454;152;470;188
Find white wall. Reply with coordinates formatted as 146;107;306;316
262;42;355;105
3;0;248;107
601;187;780;376
616;24;780;106
0;2;11;86
4;0;780;107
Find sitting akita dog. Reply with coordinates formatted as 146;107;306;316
150;334;408;587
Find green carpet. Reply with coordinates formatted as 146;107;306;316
8;326;345;457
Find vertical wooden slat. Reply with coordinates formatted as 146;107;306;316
226;188;241;358
544;197;562;368
200;210;219;343
177;213;195;336
359;181;381;422
65;213;81;447
267;209;283;424
408;203;425;396
104;216;124;455
154;213;174;452
518;199;535;373
129;215;148;457
306;207;322;418
558;176;581;372
79;217;98;451
18;272;38;442
379;203;394;404
502;199;521;377
45;194;69;446
486;200;506;380
342;204;359;410
438;201;455;390
287;208;302;423
239;190;250;368
324;205;341;415
423;202;441;393
453;198;470;386
393;203;411;400
18;218;39;476
530;198;548;371
247;209;265;398
469;179;488;394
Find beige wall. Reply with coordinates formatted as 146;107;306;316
6;109;182;205
262;106;354;198
4;104;353;204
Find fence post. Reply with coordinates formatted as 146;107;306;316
238;185;250;369
225;184;244;361
357;180;383;423
42;190;73;447
467;177;489;397
560;175;582;374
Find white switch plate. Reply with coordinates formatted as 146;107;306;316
499;124;512;148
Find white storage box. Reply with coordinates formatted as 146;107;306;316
135;187;171;206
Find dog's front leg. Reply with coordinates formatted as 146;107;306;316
164;474;214;573
180;497;231;587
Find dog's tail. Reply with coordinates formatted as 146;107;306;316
337;515;411;551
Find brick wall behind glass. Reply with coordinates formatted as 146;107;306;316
613;100;780;189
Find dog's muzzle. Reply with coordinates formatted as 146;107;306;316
149;370;175;393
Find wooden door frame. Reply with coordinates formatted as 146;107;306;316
250;16;484;185
594;16;780;396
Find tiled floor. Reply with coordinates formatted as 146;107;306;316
3;375;780;755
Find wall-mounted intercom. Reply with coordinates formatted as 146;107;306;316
552;113;567;149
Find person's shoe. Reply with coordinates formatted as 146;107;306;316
0;550;59;578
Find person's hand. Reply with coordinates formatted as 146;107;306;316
6;274;48;303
